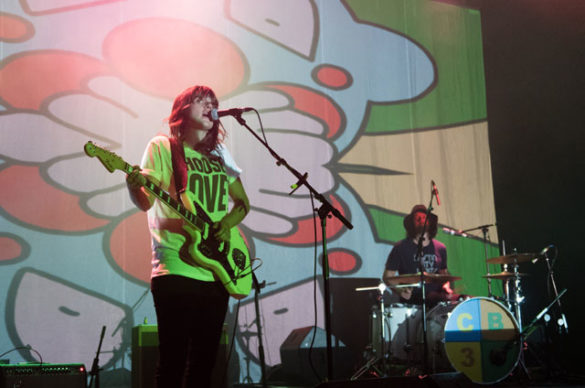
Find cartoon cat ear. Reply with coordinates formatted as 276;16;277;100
226;1;318;60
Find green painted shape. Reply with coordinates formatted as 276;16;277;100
345;0;487;132
368;206;502;297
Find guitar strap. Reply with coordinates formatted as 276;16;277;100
168;136;188;196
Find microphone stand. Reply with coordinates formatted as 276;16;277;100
414;189;437;375
459;224;496;297
251;272;268;388
228;113;353;382
88;326;106;388
541;250;568;333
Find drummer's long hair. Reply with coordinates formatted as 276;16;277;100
405;214;438;239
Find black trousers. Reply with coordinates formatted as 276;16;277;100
151;275;229;388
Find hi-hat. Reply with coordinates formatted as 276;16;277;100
487;253;536;265
385;272;461;284
483;271;528;279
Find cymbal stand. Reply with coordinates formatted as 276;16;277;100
510;257;525;328
500;240;512;311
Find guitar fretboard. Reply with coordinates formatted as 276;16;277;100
123;162;206;232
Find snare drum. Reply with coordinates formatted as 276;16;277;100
368;303;421;362
388;304;421;362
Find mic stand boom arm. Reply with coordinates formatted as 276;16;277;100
229;113;353;382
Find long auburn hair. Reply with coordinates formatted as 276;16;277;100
404;210;438;239
167;85;225;157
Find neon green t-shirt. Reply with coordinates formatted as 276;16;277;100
140;135;239;282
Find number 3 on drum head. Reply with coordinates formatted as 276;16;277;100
460;347;475;367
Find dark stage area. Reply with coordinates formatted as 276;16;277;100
481;0;585;381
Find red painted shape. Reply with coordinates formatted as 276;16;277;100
315;66;350;89
327;250;358;273
0;51;108;110
266;84;342;139
270;194;349;245
0;236;23;261
0;165;109;231
104;18;246;99
109;211;151;284
0;13;34;42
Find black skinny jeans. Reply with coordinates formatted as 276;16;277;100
151;275;229;388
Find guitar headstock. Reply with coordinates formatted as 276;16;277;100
84;141;127;173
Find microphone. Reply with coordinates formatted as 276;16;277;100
209;107;254;121
431;180;441;206
442;227;468;238
532;244;555;264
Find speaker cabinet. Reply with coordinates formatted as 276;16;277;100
132;324;159;388
0;363;86;388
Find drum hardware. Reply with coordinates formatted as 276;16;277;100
534;244;568;333
448;223;497;297
486;250;538;327
351;282;389;380
384;272;462;375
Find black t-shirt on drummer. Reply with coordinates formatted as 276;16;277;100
385;238;448;303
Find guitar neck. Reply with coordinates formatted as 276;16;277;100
123;163;206;232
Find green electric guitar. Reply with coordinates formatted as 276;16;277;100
84;141;252;299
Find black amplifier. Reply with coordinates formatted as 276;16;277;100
0;363;86;388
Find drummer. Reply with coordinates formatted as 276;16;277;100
382;204;454;307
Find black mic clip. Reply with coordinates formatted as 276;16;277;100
289;172;308;195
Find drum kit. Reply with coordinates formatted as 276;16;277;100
352;251;561;385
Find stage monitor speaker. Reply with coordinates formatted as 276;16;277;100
0;363;86;388
132;324;159;388
131;324;229;388
279;326;355;385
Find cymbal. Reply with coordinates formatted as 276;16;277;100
386;272;461;284
486;253;536;264
483;271;528;279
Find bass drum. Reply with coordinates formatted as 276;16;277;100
443;297;521;384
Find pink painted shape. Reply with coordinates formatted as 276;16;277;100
0;51;108;110
0;165;109;231
328;249;358;273
0;13;34;42
0;237;23;261
108;211;152;284
103;18;246;99
315;65;351;89
266;84;343;139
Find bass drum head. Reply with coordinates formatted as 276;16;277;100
444;297;521;384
